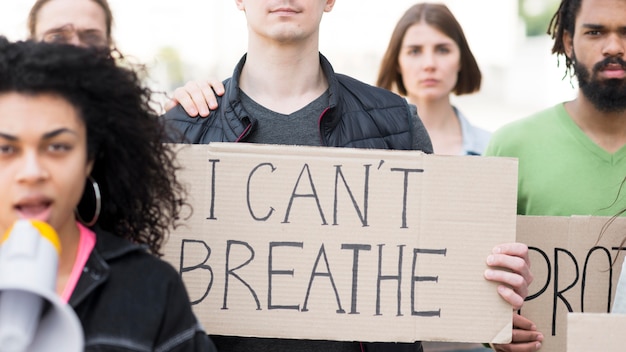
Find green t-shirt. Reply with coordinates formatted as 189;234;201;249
485;103;626;216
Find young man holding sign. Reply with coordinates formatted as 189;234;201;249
163;1;532;351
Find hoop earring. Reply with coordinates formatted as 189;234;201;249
76;176;101;227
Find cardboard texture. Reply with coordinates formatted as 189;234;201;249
517;216;626;352
162;143;518;344
567;313;626;352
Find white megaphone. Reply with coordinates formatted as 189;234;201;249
0;219;84;352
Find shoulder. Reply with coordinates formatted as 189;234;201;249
161;77;237;143
113;248;181;284
95;228;181;286
161;104;207;144
162;104;194;121
334;73;406;104
162;77;235;122
496;103;564;134
453;107;491;155
456;108;491;140
320;53;401;103
463;124;492;155
485;104;565;156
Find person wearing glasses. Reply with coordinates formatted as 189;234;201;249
27;0;113;49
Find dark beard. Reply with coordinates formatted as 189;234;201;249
574;53;626;113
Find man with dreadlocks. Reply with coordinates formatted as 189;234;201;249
488;0;626;216
485;0;626;350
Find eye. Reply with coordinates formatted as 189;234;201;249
0;144;16;155
44;32;70;44
79;32;107;47
47;143;73;153
436;46;451;54
406;47;421;56
585;30;602;36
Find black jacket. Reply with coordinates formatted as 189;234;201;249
70;228;217;352
162;53;430;352
163;53;433;154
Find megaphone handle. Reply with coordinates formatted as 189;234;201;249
0;290;44;352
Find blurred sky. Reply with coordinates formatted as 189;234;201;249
0;0;576;131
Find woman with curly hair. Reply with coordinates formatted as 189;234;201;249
0;37;216;351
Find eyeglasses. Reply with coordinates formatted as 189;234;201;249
41;24;109;48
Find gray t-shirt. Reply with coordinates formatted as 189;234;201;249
242;90;429;153
244;90;327;146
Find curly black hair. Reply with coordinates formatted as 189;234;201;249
0;37;187;256
547;0;582;78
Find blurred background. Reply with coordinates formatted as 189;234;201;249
0;0;574;132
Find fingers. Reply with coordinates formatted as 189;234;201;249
173;82;202;117
207;79;225;96
484;264;527;308
511;313;543;348
201;79;224;113
164;98;176;112
485;242;534;309
485;281;524;310
492;339;542;352
491;314;543;352
172;79;224;118
512;313;535;330
492;318;543;352
493;243;531;270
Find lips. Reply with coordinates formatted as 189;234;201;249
420;78;439;86
15;197;53;222
270;7;299;15
595;59;626;79
600;66;626;79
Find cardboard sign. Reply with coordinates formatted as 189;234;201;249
162;143;518;344
567;313;626;352
517;216;626;352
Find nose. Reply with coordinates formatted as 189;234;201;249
17;151;48;184
421;50;436;70
603;33;625;58
67;33;83;47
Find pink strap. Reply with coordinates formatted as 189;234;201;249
60;222;96;303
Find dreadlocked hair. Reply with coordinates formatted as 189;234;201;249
547;0;582;78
